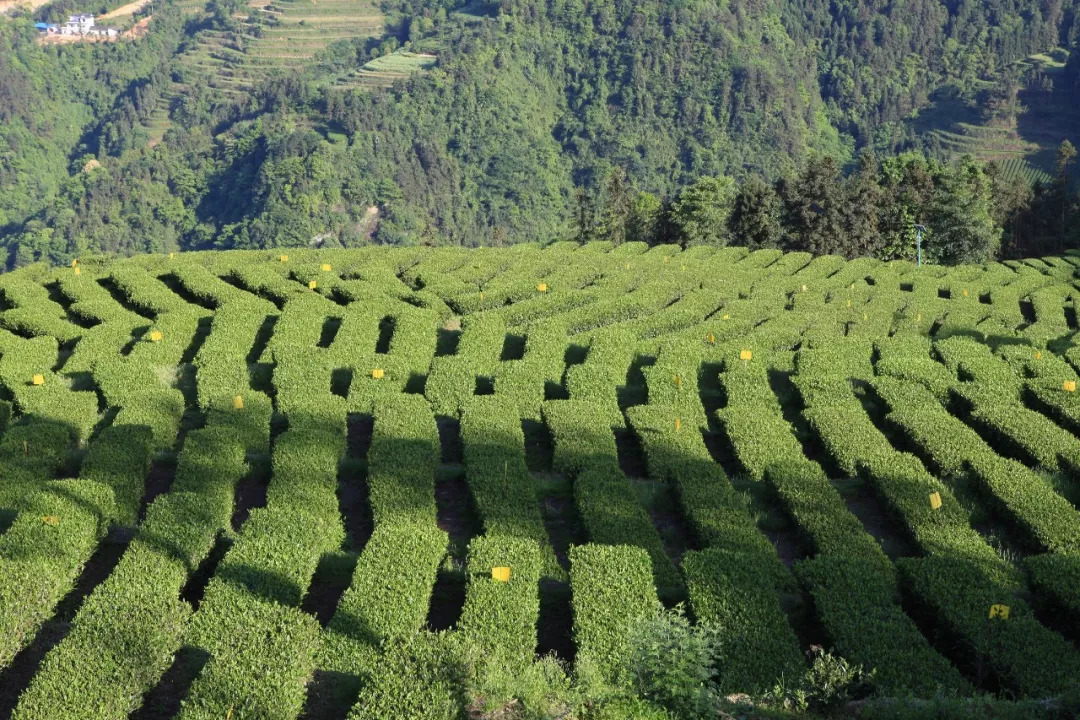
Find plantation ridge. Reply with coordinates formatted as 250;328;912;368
1;244;1080;718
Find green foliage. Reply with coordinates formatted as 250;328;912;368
682;549;803;694
625;605;720;720
570;544;662;689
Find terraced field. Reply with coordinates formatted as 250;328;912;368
918;52;1078;186
1;244;1080;717
142;0;432;144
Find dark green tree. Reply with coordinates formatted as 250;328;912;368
727;177;783;249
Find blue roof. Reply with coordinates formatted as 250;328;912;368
35;22;50;29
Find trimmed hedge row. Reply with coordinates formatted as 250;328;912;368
458;535;542;671
176;581;322;720
873;335;954;399
543;399;679;588
0;478;116;670
682;548;803;693
570;544;662;687
1025;553;1080;621
874;377;1080;554
641;338;707;429
795;364;1003;566
794;556;970;696
460;396;562;578
898;555;1080;695
0;266;82;342
329;522;449;646
107;266;189;316
194;299;274;411
493;318;568;421
565;327;636;421
0;335;100;442
367;394;441;527
625;405;791;591
764;459;890;565
170;406;342;717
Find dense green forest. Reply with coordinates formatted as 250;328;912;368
1;0;1078;266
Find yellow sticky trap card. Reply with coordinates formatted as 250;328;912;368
74;267;81;276
722;314;731;320
989;604;1010;620
149;330;163;342
42;515;59;526
674;375;682;389
31;374;45;386
739;349;753;362
537;283;548;292
1035;351;1042;360
962;289;969;297
279;254;289;262
371;368;385;379
491;566;511;582
169;252;175;259
706;333;716;344
1064;380;1076;393
233;395;245;410
625;263;631;270
929;492;942;510
71;259;78;267
321;263;332;272
309;280;318;290
674;417;682;431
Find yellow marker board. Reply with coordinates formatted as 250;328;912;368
280;254;289;262
1035;351;1042;360
739;349;753;361
233;395;245;410
41;515;59;526
674;417;682;431
321;264;332;272
989;604;1010;620
706;333;716;344
149;330;163;342
309;280;318;290
491;566;511;582
371;368;385;379
74;267;81;276
1064;380;1076;393
722;314;731;320
537;283;548;292
929;492;942;510
71;259;78;267
31;374;45;386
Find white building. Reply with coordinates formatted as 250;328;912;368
61;14;95;35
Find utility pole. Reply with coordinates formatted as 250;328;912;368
914;224;927;268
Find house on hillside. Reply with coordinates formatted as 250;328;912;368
40;14;120;38
61;14;95;35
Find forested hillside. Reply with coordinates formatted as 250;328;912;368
1;0;1078;264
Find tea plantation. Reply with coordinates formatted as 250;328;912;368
1;243;1079;718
